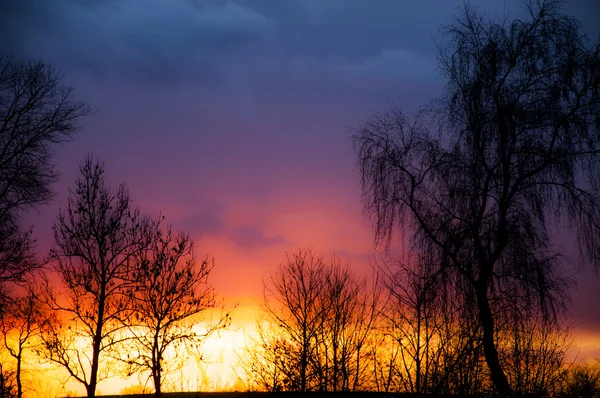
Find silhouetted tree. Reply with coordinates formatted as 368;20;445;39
380;257;440;394
352;1;600;395
376;253;484;395
120;227;228;398
500;311;571;396
371;332;401;393
319;257;380;391
0;286;49;398
557;361;600;398
0;363;15;398
40;156;159;398
0;56;90;307
263;248;328;392
236;320;300;392
260;248;380;392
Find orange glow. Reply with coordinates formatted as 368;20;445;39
4;301;600;397
8;189;600;397
19;315;261;397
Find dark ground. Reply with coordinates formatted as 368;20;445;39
96;393;483;398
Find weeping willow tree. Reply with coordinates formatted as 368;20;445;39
351;1;600;395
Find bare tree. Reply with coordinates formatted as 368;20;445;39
0;363;15;398
0;56;90;305
260;248;380;392
319;257;380;391
371;330;403;393
0;286;49;398
120;227;228;398
379;257;440;394
40;156;159;398
351;1;600;395
375;253;479;394
557;361;600;398
499;308;572;395
263;247;328;392
236;320;299;392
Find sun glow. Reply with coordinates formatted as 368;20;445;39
8;311;260;398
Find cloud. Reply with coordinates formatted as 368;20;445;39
173;208;286;250
1;0;275;82
1;0;443;87
292;0;345;24
228;225;286;249
342;48;436;81
173;202;227;238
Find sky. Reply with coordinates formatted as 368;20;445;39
1;0;600;373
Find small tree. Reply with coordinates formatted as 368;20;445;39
320;257;380;391
0;363;15;398
557;362;600;398
500;311;571;396
261;248;380;392
377;253;485;395
0;56;90;306
40;156;159;398
0;286;49;398
263;248;329;392
236;321;298;392
121;227;228;398
379;257;441;394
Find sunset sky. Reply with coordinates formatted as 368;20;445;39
2;0;600;378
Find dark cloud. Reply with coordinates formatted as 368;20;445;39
0;0;495;85
0;0;62;55
1;0;275;82
2;0;598;86
173;203;227;237
172;209;286;250
228;225;285;249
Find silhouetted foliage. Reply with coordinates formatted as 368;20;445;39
119;227;229;398
0;56;90;308
0;363;15;398
0;286;49;398
556;362;600;398
40;156;160;398
351;1;600;395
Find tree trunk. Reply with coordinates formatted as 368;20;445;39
88;336;101;398
16;351;22;398
86;382;95;398
153;330;162;398
332;339;338;391
353;346;360;391
88;295;106;398
476;283;512;397
153;368;161;398
301;327;307;392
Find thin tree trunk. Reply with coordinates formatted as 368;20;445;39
301;326;307;392
353;346;360;391
88;291;106;398
16;351;22;398
153;330;162;398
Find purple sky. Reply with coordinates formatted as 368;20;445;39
2;0;599;357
